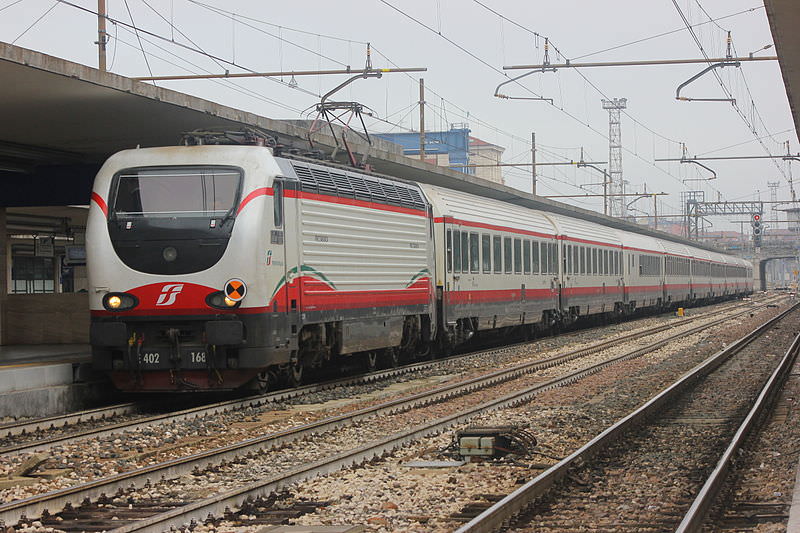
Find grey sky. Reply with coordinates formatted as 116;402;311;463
1;0;792;229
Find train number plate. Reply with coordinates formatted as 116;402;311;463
183;349;208;368
141;352;161;365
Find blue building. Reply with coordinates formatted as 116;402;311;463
375;124;506;184
374;125;473;175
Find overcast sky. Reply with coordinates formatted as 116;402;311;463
1;0;793;230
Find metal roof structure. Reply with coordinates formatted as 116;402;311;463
765;0;800;143
0;41;727;253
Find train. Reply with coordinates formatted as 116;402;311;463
86;143;753;392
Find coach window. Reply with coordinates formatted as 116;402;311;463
550;243;558;274
523;240;531;274
573;246;579;275
461;232;469;273
591;249;597;275
532;241;540;273
541;242;548;274
470;233;480;273
580;247;586;274
614;251;619;275
566;245;572;274
446;230;453;273
514;239;522;274
504;237;513;274
482;234;491;273
493;236;502;273
453;230;462;273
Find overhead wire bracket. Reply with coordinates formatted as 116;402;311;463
676;32;740;103
678;143;717;182
306;44;383;167
494;38;555;103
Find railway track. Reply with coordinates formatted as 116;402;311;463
0;297;767;457
0;297;778;531
452;302;800;533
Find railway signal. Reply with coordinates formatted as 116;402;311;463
751;213;763;247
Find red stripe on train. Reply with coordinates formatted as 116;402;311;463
92;192;108;217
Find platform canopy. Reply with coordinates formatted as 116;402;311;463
765;0;800;143
0;41;729;252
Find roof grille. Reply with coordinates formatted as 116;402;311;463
290;162;426;211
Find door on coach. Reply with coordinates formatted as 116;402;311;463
272;178;300;332
445;225;463;311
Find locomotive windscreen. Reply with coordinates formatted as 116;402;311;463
112;167;241;217
106;166;243;275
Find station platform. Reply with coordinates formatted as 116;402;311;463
0;344;103;419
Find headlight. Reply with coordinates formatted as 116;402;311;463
102;292;138;311
206;291;241;310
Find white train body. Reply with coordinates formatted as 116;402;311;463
87;145;752;392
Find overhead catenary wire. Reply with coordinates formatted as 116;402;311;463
54;0;324;98
139;0;228;73
671;0;788;182
0;0;26;12
186;0;350;67
122;0;154;80
570;5;764;61
11;1;58;44
467;1;704;202
113;26;309;113
185;0;368;45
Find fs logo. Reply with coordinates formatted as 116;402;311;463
155;284;184;306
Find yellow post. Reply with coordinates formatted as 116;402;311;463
677;307;685;317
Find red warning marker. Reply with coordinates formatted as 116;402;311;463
224;279;247;301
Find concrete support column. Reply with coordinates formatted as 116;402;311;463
0;208;6;345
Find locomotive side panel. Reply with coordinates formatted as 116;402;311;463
276;159;435;361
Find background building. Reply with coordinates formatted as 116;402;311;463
374;124;505;185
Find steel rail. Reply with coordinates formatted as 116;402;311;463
112;301;773;533
453;303;799;533
0;403;138;439
675;331;800;532
0;300;761;526
112;304;768;533
1;298;755;456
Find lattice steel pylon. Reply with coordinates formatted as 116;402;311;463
768;181;780;228
602;98;627;217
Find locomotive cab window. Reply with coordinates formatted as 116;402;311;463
112;166;242;219
273;179;284;227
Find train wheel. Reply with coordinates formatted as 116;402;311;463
379;347;400;369
288;363;304;388
366;351;378;372
255;371;276;393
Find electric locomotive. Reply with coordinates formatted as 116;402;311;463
87;144;436;392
